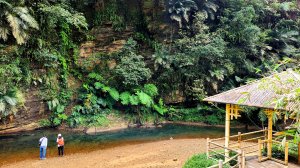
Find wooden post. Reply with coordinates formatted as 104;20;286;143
225;104;231;161
265;109;273;159
219;160;223;168
264;127;267;149
238;149;242;168
242;150;245;168
285;142;289;165
207;138;210;159
238;132;241;149
258;139;262;162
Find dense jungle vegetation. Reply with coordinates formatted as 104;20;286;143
0;0;300;128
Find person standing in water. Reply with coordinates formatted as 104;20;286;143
39;135;48;160
56;133;64;156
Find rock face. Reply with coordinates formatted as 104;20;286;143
0;1;183;133
80;41;96;58
163;90;186;104
88;25;132;55
0;87;49;132
0;24;133;132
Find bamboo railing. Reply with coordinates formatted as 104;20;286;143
207;139;243;168
258;139;289;165
207;129;268;168
207;129;293;167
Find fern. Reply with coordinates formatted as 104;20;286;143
56;104;65;113
108;88;119;101
129;95;140;105
94;82;104;90
153;104;167;115
39;4;88;30
14;7;39;29
136;91;153;107
88;72;103;81
47;98;59;110
120;92;131;105
0;1;39;44
153;98;168;115
143;84;158;97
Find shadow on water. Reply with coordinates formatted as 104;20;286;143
0;123;250;166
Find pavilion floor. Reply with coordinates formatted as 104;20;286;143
246;156;299;168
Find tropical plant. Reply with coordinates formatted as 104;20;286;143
70;70;167;127
197;0;219;20
168;0;218;29
0;0;39;44
47;98;67;126
221;6;262;53
270;19;300;57
117;83;168;125
93;0;125;31
38;4;88;31
168;0;198;28
252;67;300;145
0;88;24;120
114;38;152;89
118;84;167;115
0;59;23;93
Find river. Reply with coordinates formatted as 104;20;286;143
0;124;248;166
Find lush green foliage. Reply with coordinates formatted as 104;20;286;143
0;0;88;124
183;153;218;168
168;0;218;30
93;0;125;31
168;106;225;125
68;72;167;127
47;98;68;126
114;39;152;89
0;88;24;120
2;0;300;128
262;143;298;161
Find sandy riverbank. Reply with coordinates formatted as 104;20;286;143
3;138;206;168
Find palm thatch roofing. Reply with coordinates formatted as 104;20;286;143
203;69;300;111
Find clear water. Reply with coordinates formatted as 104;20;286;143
0;124;248;166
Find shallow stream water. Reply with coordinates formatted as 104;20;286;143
0;124;248;166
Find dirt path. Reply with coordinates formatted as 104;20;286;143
3;138;206;168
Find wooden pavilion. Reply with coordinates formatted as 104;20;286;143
203;69;300;168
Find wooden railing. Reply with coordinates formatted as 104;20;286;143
207;129;267;168
258;139;289;165
274;133;300;164
207;139;244;168
229;129;267;155
207;129;294;167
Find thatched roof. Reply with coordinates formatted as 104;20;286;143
203;69;300;111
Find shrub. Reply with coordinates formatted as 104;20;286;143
114;39;152;89
167;106;225;125
206;115;221;125
39;119;51;127
183;153;217;168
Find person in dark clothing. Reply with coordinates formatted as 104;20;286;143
56;133;64;156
